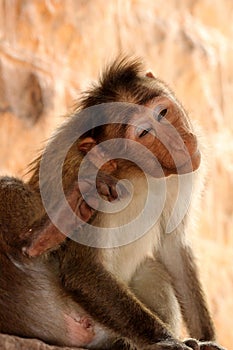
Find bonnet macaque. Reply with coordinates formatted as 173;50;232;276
0;58;225;350
0;172;125;347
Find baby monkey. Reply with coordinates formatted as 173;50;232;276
0;170;125;347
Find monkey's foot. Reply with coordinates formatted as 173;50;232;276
198;342;226;350
184;339;227;350
143;339;199;350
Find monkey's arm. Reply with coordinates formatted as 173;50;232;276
158;232;216;342
22;171;125;257
60;244;195;350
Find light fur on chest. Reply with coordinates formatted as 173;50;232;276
84;171;198;284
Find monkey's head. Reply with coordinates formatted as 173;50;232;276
0;177;43;250
77;57;201;179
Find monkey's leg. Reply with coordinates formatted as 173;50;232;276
158;237;215;341
105;253;224;350
129;257;181;336
157;234;226;350
60;245;194;350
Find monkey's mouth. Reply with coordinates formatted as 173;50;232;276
163;150;201;176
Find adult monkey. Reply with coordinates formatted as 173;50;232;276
1;57;225;350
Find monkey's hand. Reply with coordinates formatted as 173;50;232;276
21;171;128;257
78;170;128;219
93;170;128;202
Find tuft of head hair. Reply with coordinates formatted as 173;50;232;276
78;56;164;109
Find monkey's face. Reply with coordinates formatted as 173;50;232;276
78;96;200;179
125;96;201;178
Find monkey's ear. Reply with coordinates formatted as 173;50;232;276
22;223;67;257
146;71;155;79
78;137;96;154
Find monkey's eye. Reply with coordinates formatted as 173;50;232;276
137;127;153;138
154;107;168;122
139;128;152;137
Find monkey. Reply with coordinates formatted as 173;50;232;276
15;57;224;350
0;171;126;347
0;57;225;350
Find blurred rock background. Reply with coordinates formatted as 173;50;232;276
0;0;232;349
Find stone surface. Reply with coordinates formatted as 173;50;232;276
0;333;80;350
0;1;232;348
0;60;43;125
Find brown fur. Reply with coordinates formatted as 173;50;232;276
0;174;122;347
0;57;225;350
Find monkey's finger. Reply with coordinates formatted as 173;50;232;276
75;199;95;223
184;339;199;350
79;173;129;203
97;182;111;197
115;180;130;199
108;185;118;200
98;178;129;201
96;183;119;202
79;177;113;197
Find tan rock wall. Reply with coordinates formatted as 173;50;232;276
0;0;232;348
